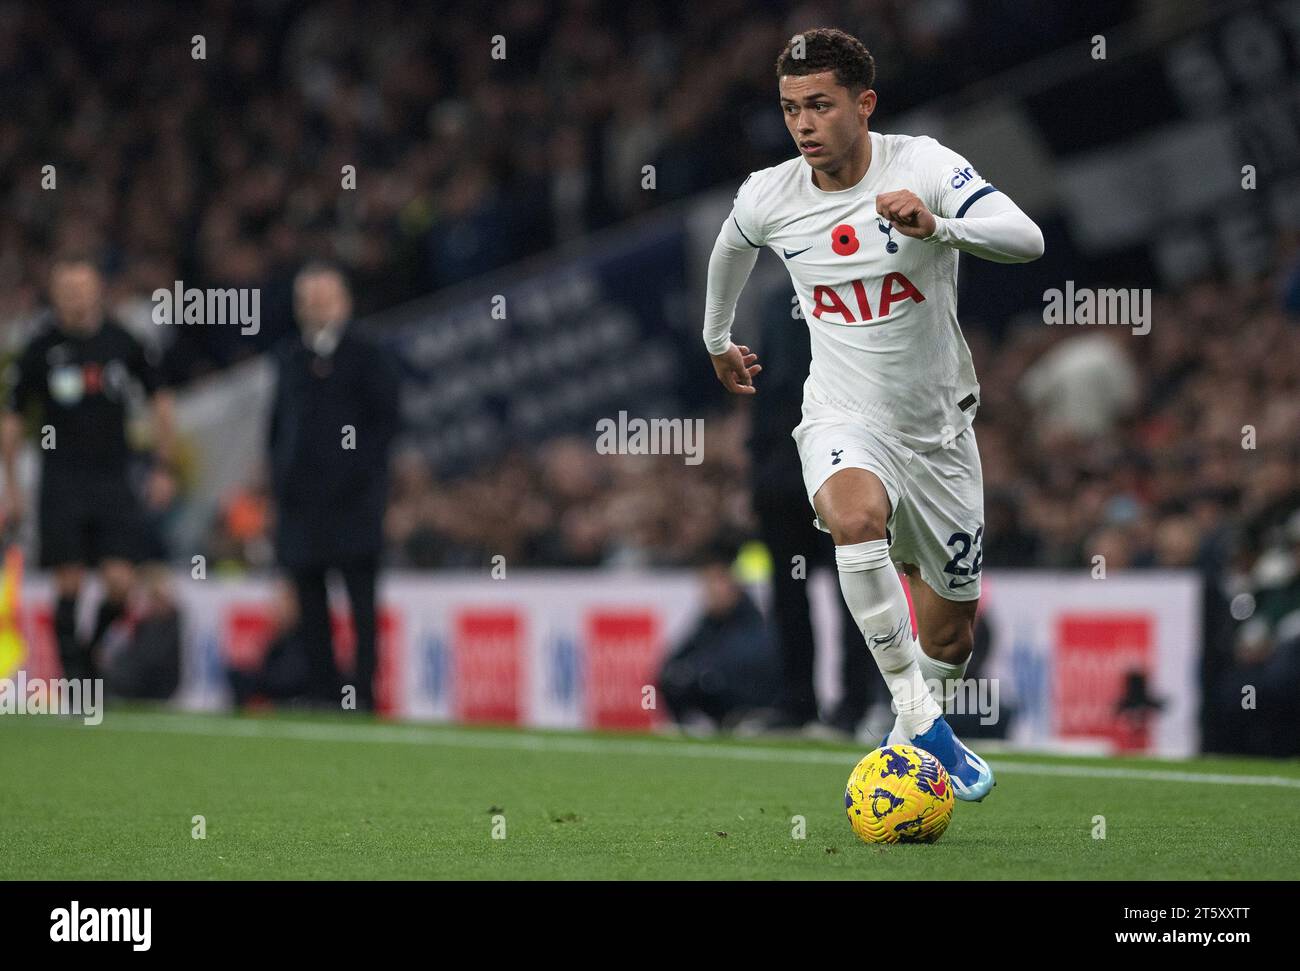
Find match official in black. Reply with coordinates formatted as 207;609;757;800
268;263;401;712
2;255;175;681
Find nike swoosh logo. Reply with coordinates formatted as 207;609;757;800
782;246;812;260
947;577;978;589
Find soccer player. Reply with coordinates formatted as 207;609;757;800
2;255;175;681
703;29;1044;801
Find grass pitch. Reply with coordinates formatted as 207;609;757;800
2;710;1297;880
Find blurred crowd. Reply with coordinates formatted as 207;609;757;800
2;0;1294;750
231;260;1291;752
209;418;755;572
0;0;1132;378
972;266;1300;756
974;273;1300;578
206;263;1300;586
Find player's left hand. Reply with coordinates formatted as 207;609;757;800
875;190;936;239
709;343;761;395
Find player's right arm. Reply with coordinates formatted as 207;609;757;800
703;176;765;395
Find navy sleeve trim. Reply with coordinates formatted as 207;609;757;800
732;215;761;248
954;185;998;219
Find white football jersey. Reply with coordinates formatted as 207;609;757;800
730;130;997;453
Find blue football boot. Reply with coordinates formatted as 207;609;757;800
905;715;995;802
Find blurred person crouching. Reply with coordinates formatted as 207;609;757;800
227;579;310;710
1208;508;1300;756
658;543;779;733
101;564;181;701
1212;616;1300;757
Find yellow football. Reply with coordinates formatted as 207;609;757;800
845;744;956;844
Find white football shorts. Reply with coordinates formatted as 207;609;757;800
792;396;986;602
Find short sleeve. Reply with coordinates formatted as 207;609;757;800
728;172;766;248
917;138;999;220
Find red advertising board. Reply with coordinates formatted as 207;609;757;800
1054;614;1153;751
453;609;522;724
585;610;660;730
225;603;401;713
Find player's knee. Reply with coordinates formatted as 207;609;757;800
928;623;974;665
828;508;888;546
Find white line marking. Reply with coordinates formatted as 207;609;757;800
49;712;1300;790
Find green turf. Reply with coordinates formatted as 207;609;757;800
2;711;1298;880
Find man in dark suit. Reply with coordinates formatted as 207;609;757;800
268;263;401;711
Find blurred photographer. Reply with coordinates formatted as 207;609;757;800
658;544;780;732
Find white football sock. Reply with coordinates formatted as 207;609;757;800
836;539;941;737
884;646;971;745
915;649;970;714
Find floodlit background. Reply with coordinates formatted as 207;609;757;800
2;0;1298;758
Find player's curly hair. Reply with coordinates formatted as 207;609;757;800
775;27;875;93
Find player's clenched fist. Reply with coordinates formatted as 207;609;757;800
875;190;936;239
710;343;762;395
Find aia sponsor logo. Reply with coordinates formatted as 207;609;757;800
454;610;522;724
811;272;925;323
